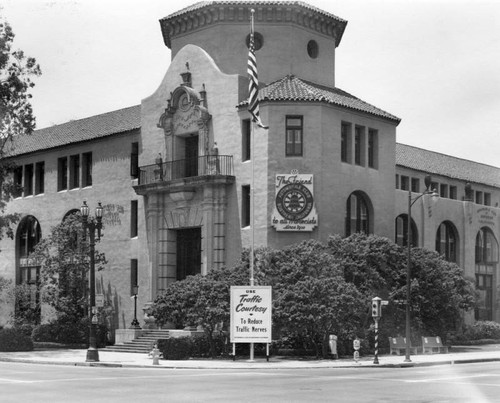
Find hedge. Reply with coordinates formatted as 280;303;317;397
32;320;108;347
157;334;228;360
0;328;34;351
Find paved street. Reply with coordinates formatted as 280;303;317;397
1;361;500;402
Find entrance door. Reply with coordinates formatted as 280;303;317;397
185;136;199;177
176;228;201;280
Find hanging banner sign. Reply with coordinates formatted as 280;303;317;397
230;286;272;343
272;172;318;231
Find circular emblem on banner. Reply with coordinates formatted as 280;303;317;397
276;183;314;221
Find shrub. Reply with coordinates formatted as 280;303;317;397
157;337;193;360
32;319;108;347
32;324;57;342
190;333;228;358
464;321;500;341
14;323;35;337
0;328;34;351
156;334;229;360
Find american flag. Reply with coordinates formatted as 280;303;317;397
247;14;268;130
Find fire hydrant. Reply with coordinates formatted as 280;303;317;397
149;344;161;365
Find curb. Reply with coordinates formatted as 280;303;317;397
375;357;500;368
1;356;500;369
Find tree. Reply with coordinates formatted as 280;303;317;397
256;240;365;357
404;248;476;341
151;278;198;330
275;275;363;357
0;17;41;240
329;233;476;343
31;213;107;323
0;279;40;328
151;268;250;358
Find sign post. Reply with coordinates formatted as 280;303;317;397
372;297;382;364
230;286;272;361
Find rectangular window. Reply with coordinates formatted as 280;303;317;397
130;142;139;178
476;191;483;205
440;184;448;198
242;185;251;227
395;174;399;189
242;119;251;162
431;182;438;193
58;157;68;191
13;166;23;197
411;178;420;193
450;186;457;200
484;193;491;206
368;129;378;168
130;259;138;296
24;164;34;196
35;162;44;195
82;152;92;187
400;175;409;191
341;122;351;163
131;200;138;238
69;154;80;189
354;126;365;166
285;116;303;156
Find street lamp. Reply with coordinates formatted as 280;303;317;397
81;200;103;362
404;175;438;362
130;285;141;329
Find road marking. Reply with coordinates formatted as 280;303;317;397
405;374;498;383
0;371;279;384
0;378;36;383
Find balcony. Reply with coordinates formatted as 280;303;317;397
137;155;234;188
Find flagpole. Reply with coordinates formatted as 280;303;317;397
247;7;268;361
249;8;255;362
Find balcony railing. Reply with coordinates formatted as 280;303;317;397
139;155;234;185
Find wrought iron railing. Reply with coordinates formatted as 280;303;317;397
139;155;234;185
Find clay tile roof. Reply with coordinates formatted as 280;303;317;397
239;75;401;123
163;1;347;24
396;143;500;188
5;105;141;157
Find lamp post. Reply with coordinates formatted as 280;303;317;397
130;285;141;329
404;175;438;362
81;201;103;363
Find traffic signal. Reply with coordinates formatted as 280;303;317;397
371;297;382;318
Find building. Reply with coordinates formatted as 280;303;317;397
0;1;498;336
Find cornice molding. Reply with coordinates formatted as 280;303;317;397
160;1;347;49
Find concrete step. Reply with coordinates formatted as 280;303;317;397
105;329;172;353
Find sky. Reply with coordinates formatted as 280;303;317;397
2;0;500;168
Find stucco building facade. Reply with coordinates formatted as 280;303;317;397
0;1;498;334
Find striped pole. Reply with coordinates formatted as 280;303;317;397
373;318;380;364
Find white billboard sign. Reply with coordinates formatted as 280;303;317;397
230;286;272;343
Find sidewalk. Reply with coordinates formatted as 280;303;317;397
1;344;500;369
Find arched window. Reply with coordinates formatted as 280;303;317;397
475;227;498;321
435;221;458;263
395;214;418;247
345;192;371;236
16;216;42;323
476;227;499;264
